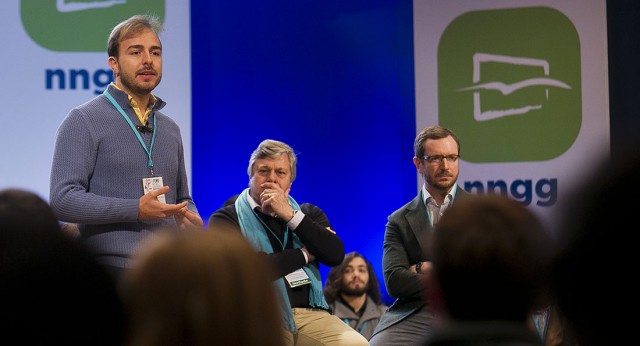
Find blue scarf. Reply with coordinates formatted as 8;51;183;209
235;188;328;332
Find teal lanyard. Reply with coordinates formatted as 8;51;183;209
342;318;367;334
103;90;157;176
252;208;289;250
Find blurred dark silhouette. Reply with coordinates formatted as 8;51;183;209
0;188;61;235
422;194;553;346
1;188;125;345
552;149;640;346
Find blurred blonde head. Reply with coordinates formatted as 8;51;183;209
121;228;283;346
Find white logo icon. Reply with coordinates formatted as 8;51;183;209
457;53;571;121
56;0;126;13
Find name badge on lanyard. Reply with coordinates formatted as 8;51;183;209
143;177;166;203
285;268;311;288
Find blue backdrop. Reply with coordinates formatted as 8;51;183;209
191;0;415;305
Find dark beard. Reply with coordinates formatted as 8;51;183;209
426;173;456;191
341;282;368;297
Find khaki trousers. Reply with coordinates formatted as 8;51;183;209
282;308;370;346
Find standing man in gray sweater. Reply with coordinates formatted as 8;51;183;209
50;14;202;280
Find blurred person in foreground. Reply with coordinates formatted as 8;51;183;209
49;14;202;281
1;189;125;345
369;125;469;346
208;139;369;346
120;229;284;346
551;150;640;346
324;251;389;340
422;193;553;346
0;188;61;235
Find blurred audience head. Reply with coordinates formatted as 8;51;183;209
427;193;552;323
552;150;640;346
0;188;61;234
0;220;126;345
121;229;284;346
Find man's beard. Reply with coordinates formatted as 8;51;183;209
341;281;369;297
426;171;457;190
120;69;161;95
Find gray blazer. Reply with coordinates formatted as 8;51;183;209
372;186;468;336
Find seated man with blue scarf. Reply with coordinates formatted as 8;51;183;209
208;139;369;346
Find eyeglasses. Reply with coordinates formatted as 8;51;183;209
421;154;460;164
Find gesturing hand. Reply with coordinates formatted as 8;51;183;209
175;207;204;231
138;186;188;221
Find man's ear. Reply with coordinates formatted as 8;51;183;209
108;57;119;76
413;157;423;174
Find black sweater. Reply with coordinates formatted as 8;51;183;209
209;202;344;308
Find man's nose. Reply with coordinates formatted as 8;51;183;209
142;51;153;64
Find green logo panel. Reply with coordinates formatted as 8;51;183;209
438;6;581;162
21;0;165;52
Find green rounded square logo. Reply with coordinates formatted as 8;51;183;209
438;6;581;162
21;0;165;52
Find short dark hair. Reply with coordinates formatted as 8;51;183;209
107;14;163;58
414;125;460;158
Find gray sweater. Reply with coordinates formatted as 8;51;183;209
329;296;388;340
50;84;197;268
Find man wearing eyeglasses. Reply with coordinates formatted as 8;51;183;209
369;125;469;346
